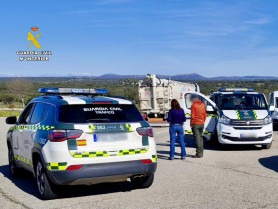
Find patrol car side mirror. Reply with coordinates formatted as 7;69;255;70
6;116;17;124
206;105;214;112
269;106;275;112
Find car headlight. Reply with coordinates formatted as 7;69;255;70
264;115;272;125
219;115;231;125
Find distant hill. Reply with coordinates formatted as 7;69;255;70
0;73;278;81
97;73;278;81
98;74;145;79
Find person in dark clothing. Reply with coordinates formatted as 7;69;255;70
167;99;186;160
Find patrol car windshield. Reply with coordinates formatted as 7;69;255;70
58;104;143;123
215;93;267;110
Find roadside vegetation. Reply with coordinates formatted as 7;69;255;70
0;77;278;117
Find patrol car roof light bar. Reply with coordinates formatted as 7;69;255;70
38;87;109;95
218;88;254;92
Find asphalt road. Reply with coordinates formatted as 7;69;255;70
0;118;278;209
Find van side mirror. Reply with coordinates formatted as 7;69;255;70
269;106;275;112
6;116;17;124
206;105;214;112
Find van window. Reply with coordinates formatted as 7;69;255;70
30;103;47;124
58;104;143;123
184;94;209;109
215;93;267;110
269;93;274;106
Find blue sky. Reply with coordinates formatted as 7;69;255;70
1;0;278;77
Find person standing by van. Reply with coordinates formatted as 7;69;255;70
167;99;186;160
190;95;206;158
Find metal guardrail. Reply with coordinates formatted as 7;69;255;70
0;108;23;111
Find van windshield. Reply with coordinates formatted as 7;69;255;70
58;104;143;123
215;93;267;110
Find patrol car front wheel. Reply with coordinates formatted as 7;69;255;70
35;161;58;200
130;174;154;188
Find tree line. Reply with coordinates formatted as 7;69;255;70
0;78;278;107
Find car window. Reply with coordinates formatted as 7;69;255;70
44;104;56;120
269;93;274;106
216;93;267;110
184;93;209;109
30;103;47;124
18;103;34;124
58;104;143;123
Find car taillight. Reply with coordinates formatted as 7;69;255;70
66;164;82;170
141;159;152;164
136;127;153;137
67;130;83;139
48;129;83;142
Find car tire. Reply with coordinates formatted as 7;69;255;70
262;142;272;149
8;147;21;177
131;174;154;188
35;160;58;200
209;130;219;145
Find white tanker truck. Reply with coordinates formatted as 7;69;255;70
138;74;200;119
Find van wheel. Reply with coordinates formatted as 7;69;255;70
262;142;272;149
8;147;20;177
35;161;58;200
131;174;154;188
209;130;219;145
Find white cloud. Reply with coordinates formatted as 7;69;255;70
244;18;270;25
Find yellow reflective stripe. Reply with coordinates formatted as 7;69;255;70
70;151;109;158
125;123;132;131
89;124;95;132
207;114;218;118
9;124;55;131
46;162;67;170
185;113;218;118
152;155;157;162
70;147;149;158
235;110;240;119
184;130;193;134
184;130;211;135
253;110;257;119
14;154;32;166
117;147;148;156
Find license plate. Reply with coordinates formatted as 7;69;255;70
240;133;257;138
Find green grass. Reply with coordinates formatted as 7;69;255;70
0;111;20;117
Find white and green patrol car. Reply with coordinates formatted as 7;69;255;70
182;88;273;149
6;88;157;199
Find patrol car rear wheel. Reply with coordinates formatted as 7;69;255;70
130;174;154;188
8;148;20;177
35;161;57;200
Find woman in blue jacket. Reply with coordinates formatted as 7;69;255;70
167;99;186;160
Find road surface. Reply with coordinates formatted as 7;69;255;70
0;118;277;209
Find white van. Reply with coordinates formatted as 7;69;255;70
182;88;273;149
268;91;278;128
